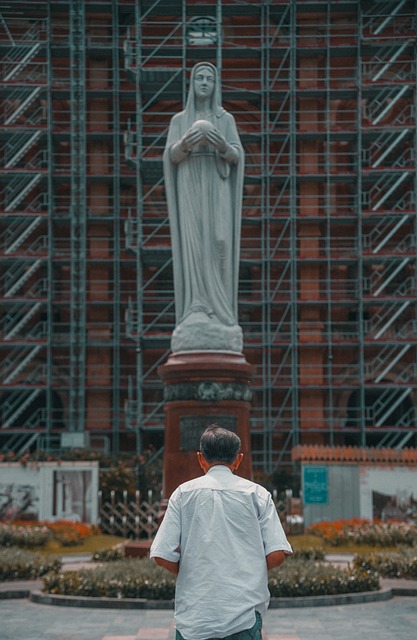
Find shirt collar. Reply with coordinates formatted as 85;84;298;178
206;465;233;476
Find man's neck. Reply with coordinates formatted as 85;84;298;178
197;451;243;474
206;462;232;471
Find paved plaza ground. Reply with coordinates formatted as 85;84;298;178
1;555;416;640
0;597;417;640
1;595;416;640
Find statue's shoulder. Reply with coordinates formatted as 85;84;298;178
217;109;237;126
171;110;186;124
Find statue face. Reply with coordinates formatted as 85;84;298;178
194;66;215;99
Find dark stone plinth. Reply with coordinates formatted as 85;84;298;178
124;540;152;558
158;351;254;499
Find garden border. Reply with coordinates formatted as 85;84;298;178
2;579;417;608
28;587;393;609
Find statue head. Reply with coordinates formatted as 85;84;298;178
184;62;224;125
193;64;215;100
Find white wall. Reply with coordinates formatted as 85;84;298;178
0;461;99;523
302;464;360;527
359;466;417;521
302;463;417;527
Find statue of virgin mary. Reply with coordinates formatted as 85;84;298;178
163;62;244;353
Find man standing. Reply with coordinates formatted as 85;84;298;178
150;425;293;640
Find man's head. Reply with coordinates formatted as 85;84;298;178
198;425;243;472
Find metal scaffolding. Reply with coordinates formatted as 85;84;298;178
1;0;416;471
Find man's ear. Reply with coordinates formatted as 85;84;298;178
231;453;243;472
197;451;209;472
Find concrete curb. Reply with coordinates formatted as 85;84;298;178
382;583;417;597
0;588;33;600
0;579;41;600
268;587;393;608
29;587;393;609
30;591;175;609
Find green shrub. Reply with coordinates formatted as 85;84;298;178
0;521;95;548
43;558;176;599
42;556;379;599
355;525;417;548
307;519;417;548
91;545;325;565
45;520;95;546
0;524;51;548
0;547;61;581
92;544;126;562
354;548;417;579
292;547;325;561
268;558;379;597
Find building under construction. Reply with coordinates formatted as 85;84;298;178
1;0;416;474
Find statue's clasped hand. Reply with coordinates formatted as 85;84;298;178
180;128;204;153
205;128;228;154
181;121;228;154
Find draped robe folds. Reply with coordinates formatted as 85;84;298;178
163;108;244;352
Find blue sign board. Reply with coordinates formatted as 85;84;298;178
303;466;328;505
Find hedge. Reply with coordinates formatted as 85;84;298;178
0;524;51;548
308;519;417;547
42;556;379;599
0;521;95;548
92;544;126;562
91;545;325;564
0;547;62;581
354;548;417;579
43;559;175;599
268;558;379;597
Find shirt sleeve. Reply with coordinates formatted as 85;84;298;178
258;493;293;556
149;488;182;563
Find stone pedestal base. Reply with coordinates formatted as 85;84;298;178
124;540;152;558
158;351;254;499
171;312;243;353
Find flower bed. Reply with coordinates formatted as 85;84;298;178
0;520;96;548
268;558;379;597
46;520;96;546
307;519;417;547
354;548;417;579
0;547;61;581
42;556;379;599
93;544;126;562
0;523;51;548
43;559;175;599
292;547;325;561
91;544;325;564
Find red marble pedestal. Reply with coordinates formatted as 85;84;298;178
157;351;254;499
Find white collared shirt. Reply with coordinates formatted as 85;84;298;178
150;465;293;640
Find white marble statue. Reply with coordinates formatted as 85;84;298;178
163;62;244;352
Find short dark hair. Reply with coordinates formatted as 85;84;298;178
200;425;241;464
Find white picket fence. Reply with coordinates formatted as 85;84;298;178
98;490;299;539
98;490;162;539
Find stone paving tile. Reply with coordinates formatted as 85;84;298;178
1;597;417;640
102;637;137;640
265;635;301;640
263;598;417;640
136;627;173;640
